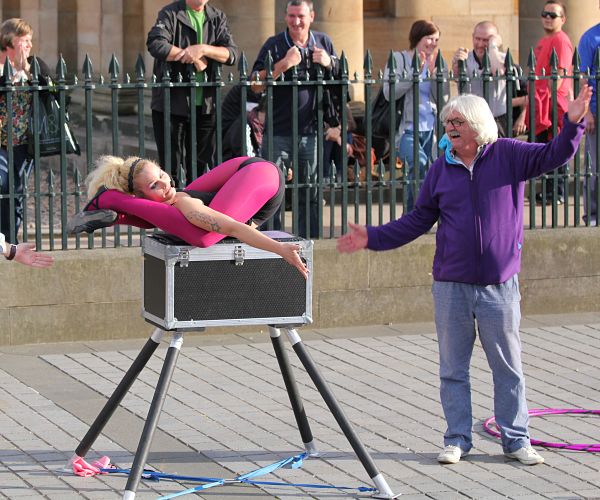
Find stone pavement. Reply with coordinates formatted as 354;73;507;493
1;313;599;499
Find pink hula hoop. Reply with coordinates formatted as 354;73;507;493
484;408;600;452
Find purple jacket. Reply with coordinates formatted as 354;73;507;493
367;116;585;285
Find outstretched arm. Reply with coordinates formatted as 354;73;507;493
174;195;308;278
1;240;54;268
336;222;368;253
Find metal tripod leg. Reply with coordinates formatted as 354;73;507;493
65;328;165;470
122;331;184;500
283;328;399;499
269;327;319;456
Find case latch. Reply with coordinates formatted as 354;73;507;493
233;245;245;266
177;249;190;268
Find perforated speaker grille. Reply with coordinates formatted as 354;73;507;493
173;258;306;321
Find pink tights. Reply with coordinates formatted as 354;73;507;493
91;157;281;247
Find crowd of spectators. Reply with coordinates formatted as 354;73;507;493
1;0;599;244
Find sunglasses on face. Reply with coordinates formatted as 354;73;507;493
541;10;562;19
444;118;466;128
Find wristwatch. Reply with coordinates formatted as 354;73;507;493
0;233;17;260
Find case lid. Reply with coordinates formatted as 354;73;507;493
142;232;312;264
149;231;307;246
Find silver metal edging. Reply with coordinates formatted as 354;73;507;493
165;258;176;327
140;315;311;329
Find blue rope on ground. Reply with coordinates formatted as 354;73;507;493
101;451;377;499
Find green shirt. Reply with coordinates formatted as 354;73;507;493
186;7;205;106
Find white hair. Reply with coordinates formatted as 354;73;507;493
440;94;498;145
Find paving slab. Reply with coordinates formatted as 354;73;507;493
0;315;599;499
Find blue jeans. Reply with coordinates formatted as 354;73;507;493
397;129;433;212
0;145;31;242
584;125;598;224
432;276;531;453
261;134;318;238
323;132;352;183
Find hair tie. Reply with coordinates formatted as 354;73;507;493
127;158;144;193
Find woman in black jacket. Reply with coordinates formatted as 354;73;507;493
146;0;238;183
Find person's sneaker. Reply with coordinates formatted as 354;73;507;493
437;445;468;464
66;209;118;235
583;215;597;226
535;192;564;205
505;446;545;465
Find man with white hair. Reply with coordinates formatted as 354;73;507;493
337;86;592;466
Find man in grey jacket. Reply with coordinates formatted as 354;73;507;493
451;21;527;138
147;0;238;184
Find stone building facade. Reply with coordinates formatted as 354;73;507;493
0;0;598;95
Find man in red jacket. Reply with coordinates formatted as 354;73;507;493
528;0;573;205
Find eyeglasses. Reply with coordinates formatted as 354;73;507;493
540;11;562;19
444;118;466;128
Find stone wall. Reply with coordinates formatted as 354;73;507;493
1;228;598;346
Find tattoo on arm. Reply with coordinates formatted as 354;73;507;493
187;210;223;233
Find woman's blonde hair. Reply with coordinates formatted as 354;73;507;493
85;155;150;199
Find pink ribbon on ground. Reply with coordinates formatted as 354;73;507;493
72;455;111;477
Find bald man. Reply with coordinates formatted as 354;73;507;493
452;21;526;138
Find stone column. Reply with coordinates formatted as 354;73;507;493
74;0;127;76
123;0;146;74
143;0;168;78
75;0;102;74
31;0;59;71
315;0;365;100
563;0;600;51
211;0;276;73
0;0;18;19
57;0;78;74
100;0;124;75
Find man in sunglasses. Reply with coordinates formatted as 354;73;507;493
527;0;573;205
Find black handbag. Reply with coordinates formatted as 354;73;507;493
371;88;404;138
28;92;80;157
371;52;408;138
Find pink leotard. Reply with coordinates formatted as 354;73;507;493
88;157;281;247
